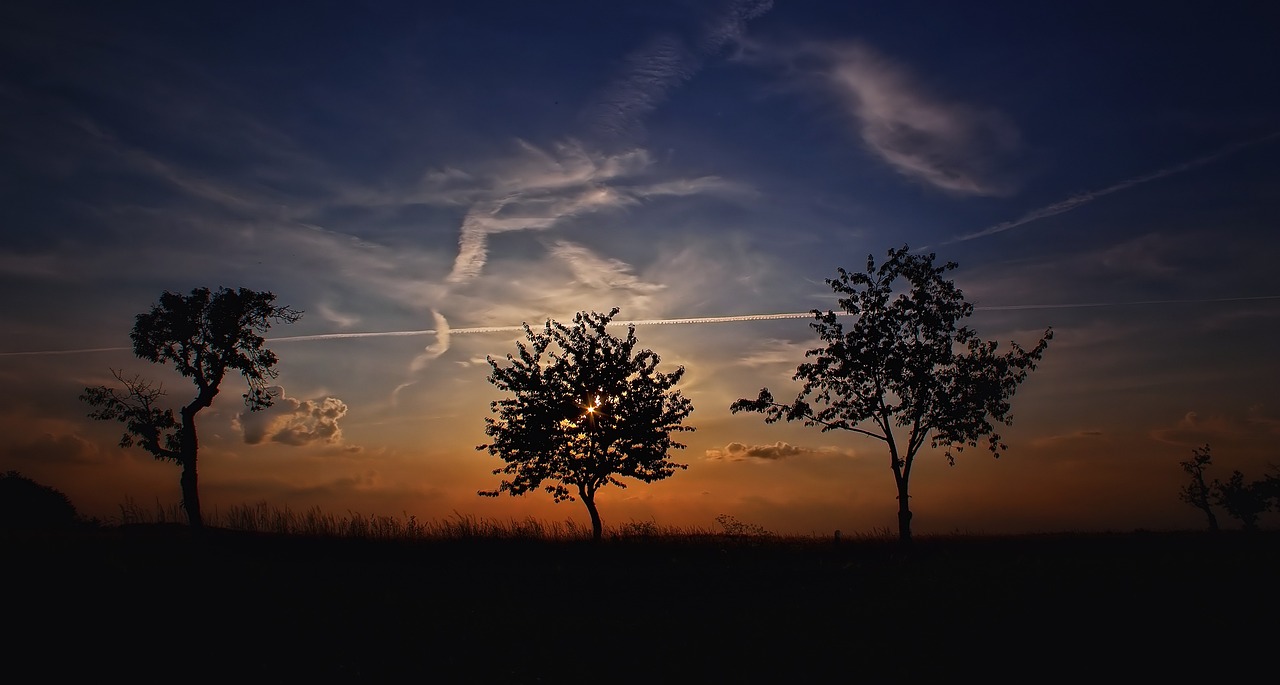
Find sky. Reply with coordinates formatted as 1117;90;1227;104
3;0;1279;536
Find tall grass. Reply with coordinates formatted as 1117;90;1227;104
110;497;888;543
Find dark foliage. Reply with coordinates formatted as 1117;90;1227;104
478;308;694;539
81;287;301;528
1178;444;1219;531
732;246;1051;542
1213;470;1273;531
1179;444;1279;531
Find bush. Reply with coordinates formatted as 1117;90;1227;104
0;471;80;531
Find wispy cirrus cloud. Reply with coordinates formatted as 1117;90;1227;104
581;0;773;145
736;38;1020;195
440;140;749;286
820;43;1020;196
443;141;650;284
734;338;811;367
549;240;665;294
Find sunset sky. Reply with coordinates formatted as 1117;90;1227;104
3;0;1279;535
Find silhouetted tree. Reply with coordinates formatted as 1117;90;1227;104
1213;470;1271;532
1261;467;1280;511
1178;444;1219;531
478;308;694;540
731;246;1051;543
0;471;80;531
81;287;301;529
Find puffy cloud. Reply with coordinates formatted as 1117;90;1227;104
235;387;353;448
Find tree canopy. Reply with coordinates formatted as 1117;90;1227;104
478;308;694;540
732;246;1052;542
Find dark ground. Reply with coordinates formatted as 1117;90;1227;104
5;526;1278;683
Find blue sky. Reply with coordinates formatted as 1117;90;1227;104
3;0;1279;534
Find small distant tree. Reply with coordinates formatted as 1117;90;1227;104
478;308;694;540
1178;444;1219;531
731;246;1051;543
1213;470;1271;532
81;287;301;529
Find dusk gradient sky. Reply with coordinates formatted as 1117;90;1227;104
3;0;1279;535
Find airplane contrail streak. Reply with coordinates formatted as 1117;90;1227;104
4;295;1278;357
951;131;1280;243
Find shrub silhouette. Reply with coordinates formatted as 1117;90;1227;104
0;471;80;531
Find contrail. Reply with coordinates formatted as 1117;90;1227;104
951;131;1280;243
6;296;1279;357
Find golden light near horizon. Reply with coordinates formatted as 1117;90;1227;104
2;0;1278;538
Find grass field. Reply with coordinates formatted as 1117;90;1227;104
6;503;1278;683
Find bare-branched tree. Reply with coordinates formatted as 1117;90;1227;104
1178;444;1219;532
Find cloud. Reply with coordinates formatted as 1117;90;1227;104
734;338;810;367
549;240;665;294
235;387;354;449
438;139;755;287
699;0;774;54
1030;430;1106;448
706;441;851;461
409;310;451;372
581;0;773;145
444;141;653;284
581;34;698;144
1151;411;1247;447
315;302;362;329
819;43;1019;196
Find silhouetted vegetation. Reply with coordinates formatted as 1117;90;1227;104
80;287;301;529
1178;444;1280;531
6;504;1277;682
1213;470;1271;531
0;471;80;531
732;246;1052;542
1178;444;1219;531
478;308;694;540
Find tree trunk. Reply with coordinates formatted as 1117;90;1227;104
179;408;204;530
583;495;602;541
180;457;202;529
1201;506;1219;532
896;478;912;543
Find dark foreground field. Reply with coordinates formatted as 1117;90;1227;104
6;526;1278;683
